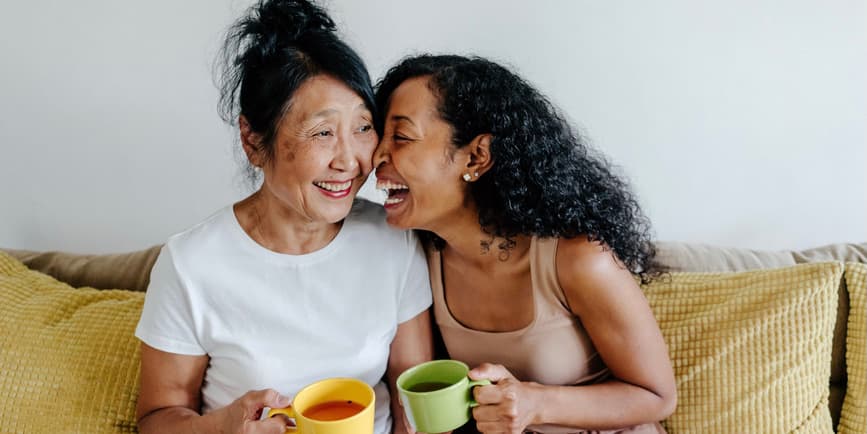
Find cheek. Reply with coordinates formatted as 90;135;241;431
357;135;378;164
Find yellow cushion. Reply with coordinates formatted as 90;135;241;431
0;251;143;433
839;263;867;434
643;262;842;433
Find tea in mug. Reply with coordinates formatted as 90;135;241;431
408;381;453;393
302;400;366;421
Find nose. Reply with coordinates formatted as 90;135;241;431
372;137;390;168
330;130;358;172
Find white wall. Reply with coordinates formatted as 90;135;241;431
1;0;864;254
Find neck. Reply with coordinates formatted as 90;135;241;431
235;190;342;255
428;204;530;269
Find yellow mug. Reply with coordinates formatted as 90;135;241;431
267;377;375;434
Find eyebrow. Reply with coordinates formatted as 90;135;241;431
311;108;338;119
389;115;416;126
311;104;370;119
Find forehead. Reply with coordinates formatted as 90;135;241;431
386;76;439;120
286;75;369;118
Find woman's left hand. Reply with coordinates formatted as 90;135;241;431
468;363;542;434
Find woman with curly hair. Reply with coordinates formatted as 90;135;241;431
373;55;676;433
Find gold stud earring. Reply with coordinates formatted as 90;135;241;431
462;173;472;182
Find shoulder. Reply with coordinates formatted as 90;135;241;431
554;236;638;313
162;206;235;267
555;236;624;278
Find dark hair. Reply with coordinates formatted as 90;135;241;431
217;0;375;181
375;55;658;281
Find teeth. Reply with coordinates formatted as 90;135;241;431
376;179;409;191
314;180;352;192
385;197;405;205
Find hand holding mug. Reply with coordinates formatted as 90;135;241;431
266;377;375;434
469;363;543;434
210;389;294;434
397;360;490;433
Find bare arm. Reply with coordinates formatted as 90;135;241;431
386;309;434;434
137;343;290;434
539;237;676;428
471;238;676;432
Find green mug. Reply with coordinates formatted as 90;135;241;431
396;360;491;433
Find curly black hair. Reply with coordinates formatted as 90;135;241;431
375;55;657;281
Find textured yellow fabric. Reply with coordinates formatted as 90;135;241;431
642;262;842;433
0;252;143;433
839;263;867;434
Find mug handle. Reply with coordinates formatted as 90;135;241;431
467;379;492;408
267;406;298;433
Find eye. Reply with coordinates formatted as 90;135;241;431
358;124;372;133
314;130;333;138
393;134;411;142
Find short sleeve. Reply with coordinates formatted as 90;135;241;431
135;245;206;355
397;232;433;323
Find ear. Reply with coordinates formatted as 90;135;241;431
463;134;493;181
239;115;264;168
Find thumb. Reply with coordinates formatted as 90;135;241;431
245;388;291;411
468;363;515;383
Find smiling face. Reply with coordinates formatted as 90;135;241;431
245;74;377;224
373;76;470;231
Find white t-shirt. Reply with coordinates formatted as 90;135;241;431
135;199;432;434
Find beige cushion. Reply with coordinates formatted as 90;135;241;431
838;263;867;434
652;242;867;273
2;245;161;292
643;262;843;433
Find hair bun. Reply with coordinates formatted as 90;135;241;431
237;0;336;63
255;0;336;42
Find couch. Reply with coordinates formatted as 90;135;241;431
0;241;865;433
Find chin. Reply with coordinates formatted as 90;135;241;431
384;214;407;229
318;200;355;224
386;210;422;231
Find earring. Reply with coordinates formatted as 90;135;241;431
462;173;472;182
473;172;479;177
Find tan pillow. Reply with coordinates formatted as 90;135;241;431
643;262;842;433
0;252;143;433
2;245;161;292
838;263;867;434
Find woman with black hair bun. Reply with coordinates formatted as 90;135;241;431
134;2;433;433
374;55;676;433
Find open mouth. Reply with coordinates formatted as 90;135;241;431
376;179;410;207
313;180;353;198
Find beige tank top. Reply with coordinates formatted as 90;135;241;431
429;237;666;434
429;236;608;386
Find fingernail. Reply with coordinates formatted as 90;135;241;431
277;394;290;406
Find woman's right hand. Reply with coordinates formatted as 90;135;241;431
211;388;294;434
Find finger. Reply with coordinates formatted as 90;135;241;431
269;413;293;426
401;411;416;434
471;403;502;422
475;420;508;433
243;388;291;411
468;363;515;383
473;384;504;405
255;415;292;434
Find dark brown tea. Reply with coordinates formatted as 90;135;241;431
302;400;365;421
408;381;453;393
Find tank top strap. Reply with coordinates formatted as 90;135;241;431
530;237;574;314
425;246;458;328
